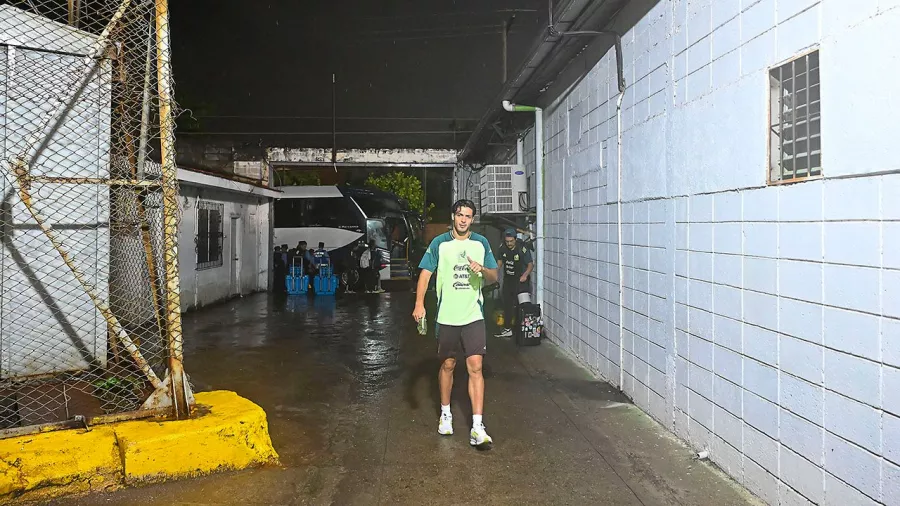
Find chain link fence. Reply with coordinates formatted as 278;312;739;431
0;0;191;436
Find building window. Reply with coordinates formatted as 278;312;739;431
769;50;821;183
197;201;224;270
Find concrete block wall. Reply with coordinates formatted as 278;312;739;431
532;0;900;504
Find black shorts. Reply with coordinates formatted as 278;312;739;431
502;277;531;295
436;321;487;359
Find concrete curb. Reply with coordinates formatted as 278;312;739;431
0;390;280;503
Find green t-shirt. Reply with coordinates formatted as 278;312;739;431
418;232;498;326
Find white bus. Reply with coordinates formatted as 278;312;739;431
273;185;396;288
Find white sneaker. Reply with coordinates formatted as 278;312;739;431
494;328;513;338
470;425;493;447
438;413;453;435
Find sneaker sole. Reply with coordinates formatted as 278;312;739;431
470;437;493;448
438;427;453;435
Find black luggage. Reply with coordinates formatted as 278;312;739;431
516;302;543;346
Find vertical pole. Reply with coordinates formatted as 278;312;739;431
332;73;337;166
155;0;191;419
534;109;544;309
501;20;508;84
137;20;154;179
68;0;75;25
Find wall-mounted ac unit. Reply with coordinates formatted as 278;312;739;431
479;164;528;215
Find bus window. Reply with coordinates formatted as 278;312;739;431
366;219;389;250
304;197;361;228
274;198;307;228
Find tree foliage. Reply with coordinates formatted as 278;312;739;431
279;170;321;186
364;171;435;221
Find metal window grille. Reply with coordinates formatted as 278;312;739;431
0;0;193;437
196;201;223;270
769;50;822;182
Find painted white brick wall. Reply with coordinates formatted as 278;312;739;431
528;1;900;504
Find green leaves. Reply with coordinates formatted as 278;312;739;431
280;170;321;186
364;171;435;221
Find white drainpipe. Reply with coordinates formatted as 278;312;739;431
502;100;544;309
616;90;625;390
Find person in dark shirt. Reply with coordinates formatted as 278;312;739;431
359;239;381;292
495;228;533;338
313;242;330;266
273;246;286;292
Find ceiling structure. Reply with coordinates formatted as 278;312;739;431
169;0;548;150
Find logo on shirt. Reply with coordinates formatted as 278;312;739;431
514;254;519;261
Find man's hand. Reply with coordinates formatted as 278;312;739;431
412;302;426;322
519;274;528;283
466;256;484;274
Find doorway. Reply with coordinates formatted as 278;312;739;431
230;216;242;296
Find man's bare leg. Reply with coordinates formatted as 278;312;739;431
437;358;456;435
439;357;456;406
466;354;484;416
466;354;492;447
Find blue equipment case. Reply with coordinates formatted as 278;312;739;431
313;263;339;296
286;260;309;295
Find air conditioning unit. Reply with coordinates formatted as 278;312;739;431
479;164;528;215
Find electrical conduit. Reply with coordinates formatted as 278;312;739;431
502;100;544;309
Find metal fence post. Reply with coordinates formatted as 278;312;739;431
155;0;191;419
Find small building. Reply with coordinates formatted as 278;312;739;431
0;4;112;379
176;167;279;312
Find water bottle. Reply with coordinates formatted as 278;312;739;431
417;314;428;336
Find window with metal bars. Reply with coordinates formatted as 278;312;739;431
769;50;822;183
197;201;224;270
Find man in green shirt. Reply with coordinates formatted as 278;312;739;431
412;199;499;448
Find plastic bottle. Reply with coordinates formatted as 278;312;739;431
417;314;428;336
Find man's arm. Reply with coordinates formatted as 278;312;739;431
521;261;534;281
520;246;534;281
415;269;432;308
412;268;432;321
413;237;439;321
479;239;500;285
484;267;499;285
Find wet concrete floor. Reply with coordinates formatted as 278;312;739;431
54;290;760;506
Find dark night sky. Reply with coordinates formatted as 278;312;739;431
169;1;547;148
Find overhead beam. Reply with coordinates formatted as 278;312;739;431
271;162;455;169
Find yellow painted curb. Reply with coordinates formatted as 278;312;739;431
0;426;121;501
0;390;279;503
116;390;280;483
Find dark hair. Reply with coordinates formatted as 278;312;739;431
451;199;477;217
318;242;325;248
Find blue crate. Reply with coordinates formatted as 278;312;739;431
313;273;338;295
286;274;309;295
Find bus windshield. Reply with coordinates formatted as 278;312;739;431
366;219;389;250
352;194;404;218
